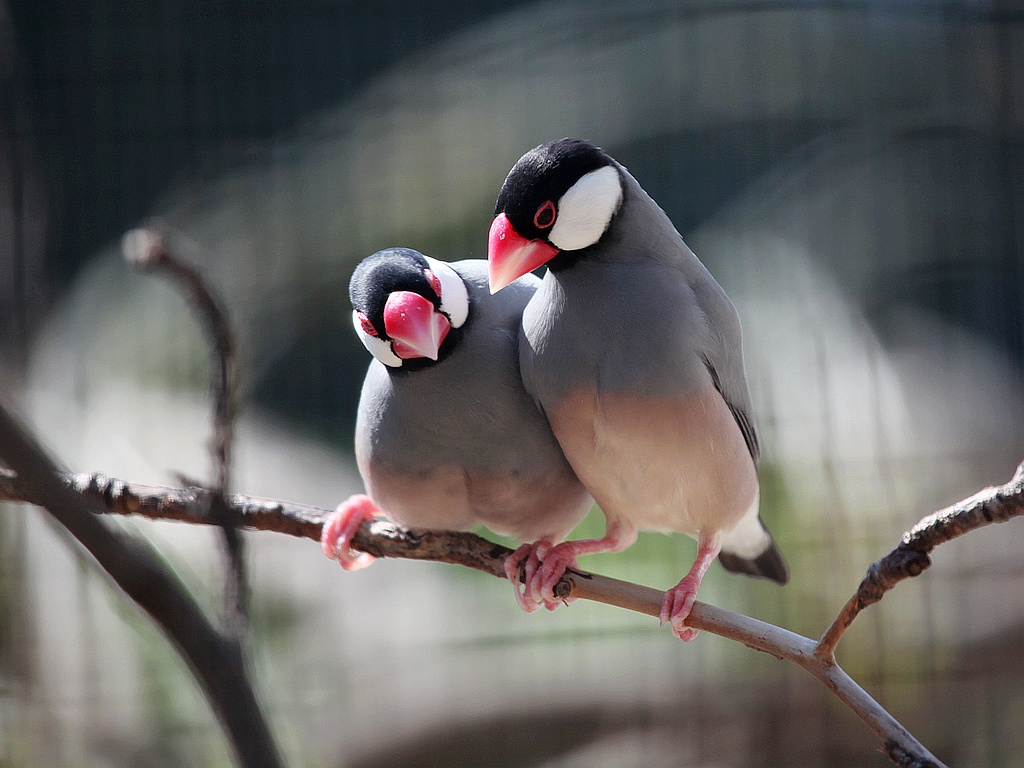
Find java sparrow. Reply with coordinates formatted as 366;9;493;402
321;248;593;610
487;138;788;640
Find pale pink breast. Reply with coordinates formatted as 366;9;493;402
547;386;758;538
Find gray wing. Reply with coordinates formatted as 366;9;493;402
694;280;760;467
701;353;759;466
693;277;789;583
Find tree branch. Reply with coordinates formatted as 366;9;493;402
6;463;1009;767
0;409;283;768
817;460;1024;660
122;227;237;492
122;226;248;634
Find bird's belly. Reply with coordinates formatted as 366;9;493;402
471;470;592;544
361;462;476;531
361;460;590;543
547;387;758;538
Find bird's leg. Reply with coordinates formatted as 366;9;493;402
535;517;638;605
321;494;379;571
660;533;722;641
504;538;561;613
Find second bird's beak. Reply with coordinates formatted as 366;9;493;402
383;291;450;360
487;213;558;293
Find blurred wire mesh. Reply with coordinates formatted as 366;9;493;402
1;0;1023;766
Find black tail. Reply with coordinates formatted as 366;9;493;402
718;537;789;584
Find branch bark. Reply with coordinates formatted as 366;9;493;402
817;460;1024;660
0;410;283;768
7;462;1014;768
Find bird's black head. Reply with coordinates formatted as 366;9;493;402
488;138;623;292
348;248;469;369
349;248;437;333
495;138;612;240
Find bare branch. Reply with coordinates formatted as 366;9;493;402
817;461;1024;660
0;410;282;768
0;466;953;766
123;226;248;633
122;227;237;492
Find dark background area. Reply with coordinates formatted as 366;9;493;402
9;0;524;288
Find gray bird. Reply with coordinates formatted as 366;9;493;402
487;138;788;640
322;248;592;611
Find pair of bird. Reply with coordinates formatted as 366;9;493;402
322;138;788;640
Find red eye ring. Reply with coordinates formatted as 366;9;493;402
357;312;379;337
424;268;443;298
533;200;556;229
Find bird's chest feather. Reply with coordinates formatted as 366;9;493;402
546;386;757;537
521;262;755;536
521;263;713;399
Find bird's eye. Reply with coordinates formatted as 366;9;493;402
357;312;378;337
424;268;443;298
533;200;556;229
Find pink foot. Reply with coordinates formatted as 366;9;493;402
535;542;583;605
534;517;639;605
505;539;561;612
660;577;702;641
321;494;379;571
660;534;721;641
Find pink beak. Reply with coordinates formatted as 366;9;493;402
487;213;559;293
383;291;451;360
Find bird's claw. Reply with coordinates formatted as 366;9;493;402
321;494;378;571
505;539;564;612
660;577;700;641
536;543;580;606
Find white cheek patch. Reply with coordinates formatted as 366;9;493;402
423;255;469;328
352;310;402;367
548;165;623;251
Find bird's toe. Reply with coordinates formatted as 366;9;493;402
661;577;700;640
321;494;379;571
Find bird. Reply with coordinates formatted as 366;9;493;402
487;138;788;640
321;247;593;611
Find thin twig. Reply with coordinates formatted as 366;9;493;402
123;226;248;634
0;410;283;768
0;467;975;767
122;227;236;491
817;461;1024;660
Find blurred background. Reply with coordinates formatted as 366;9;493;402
1;0;1023;765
